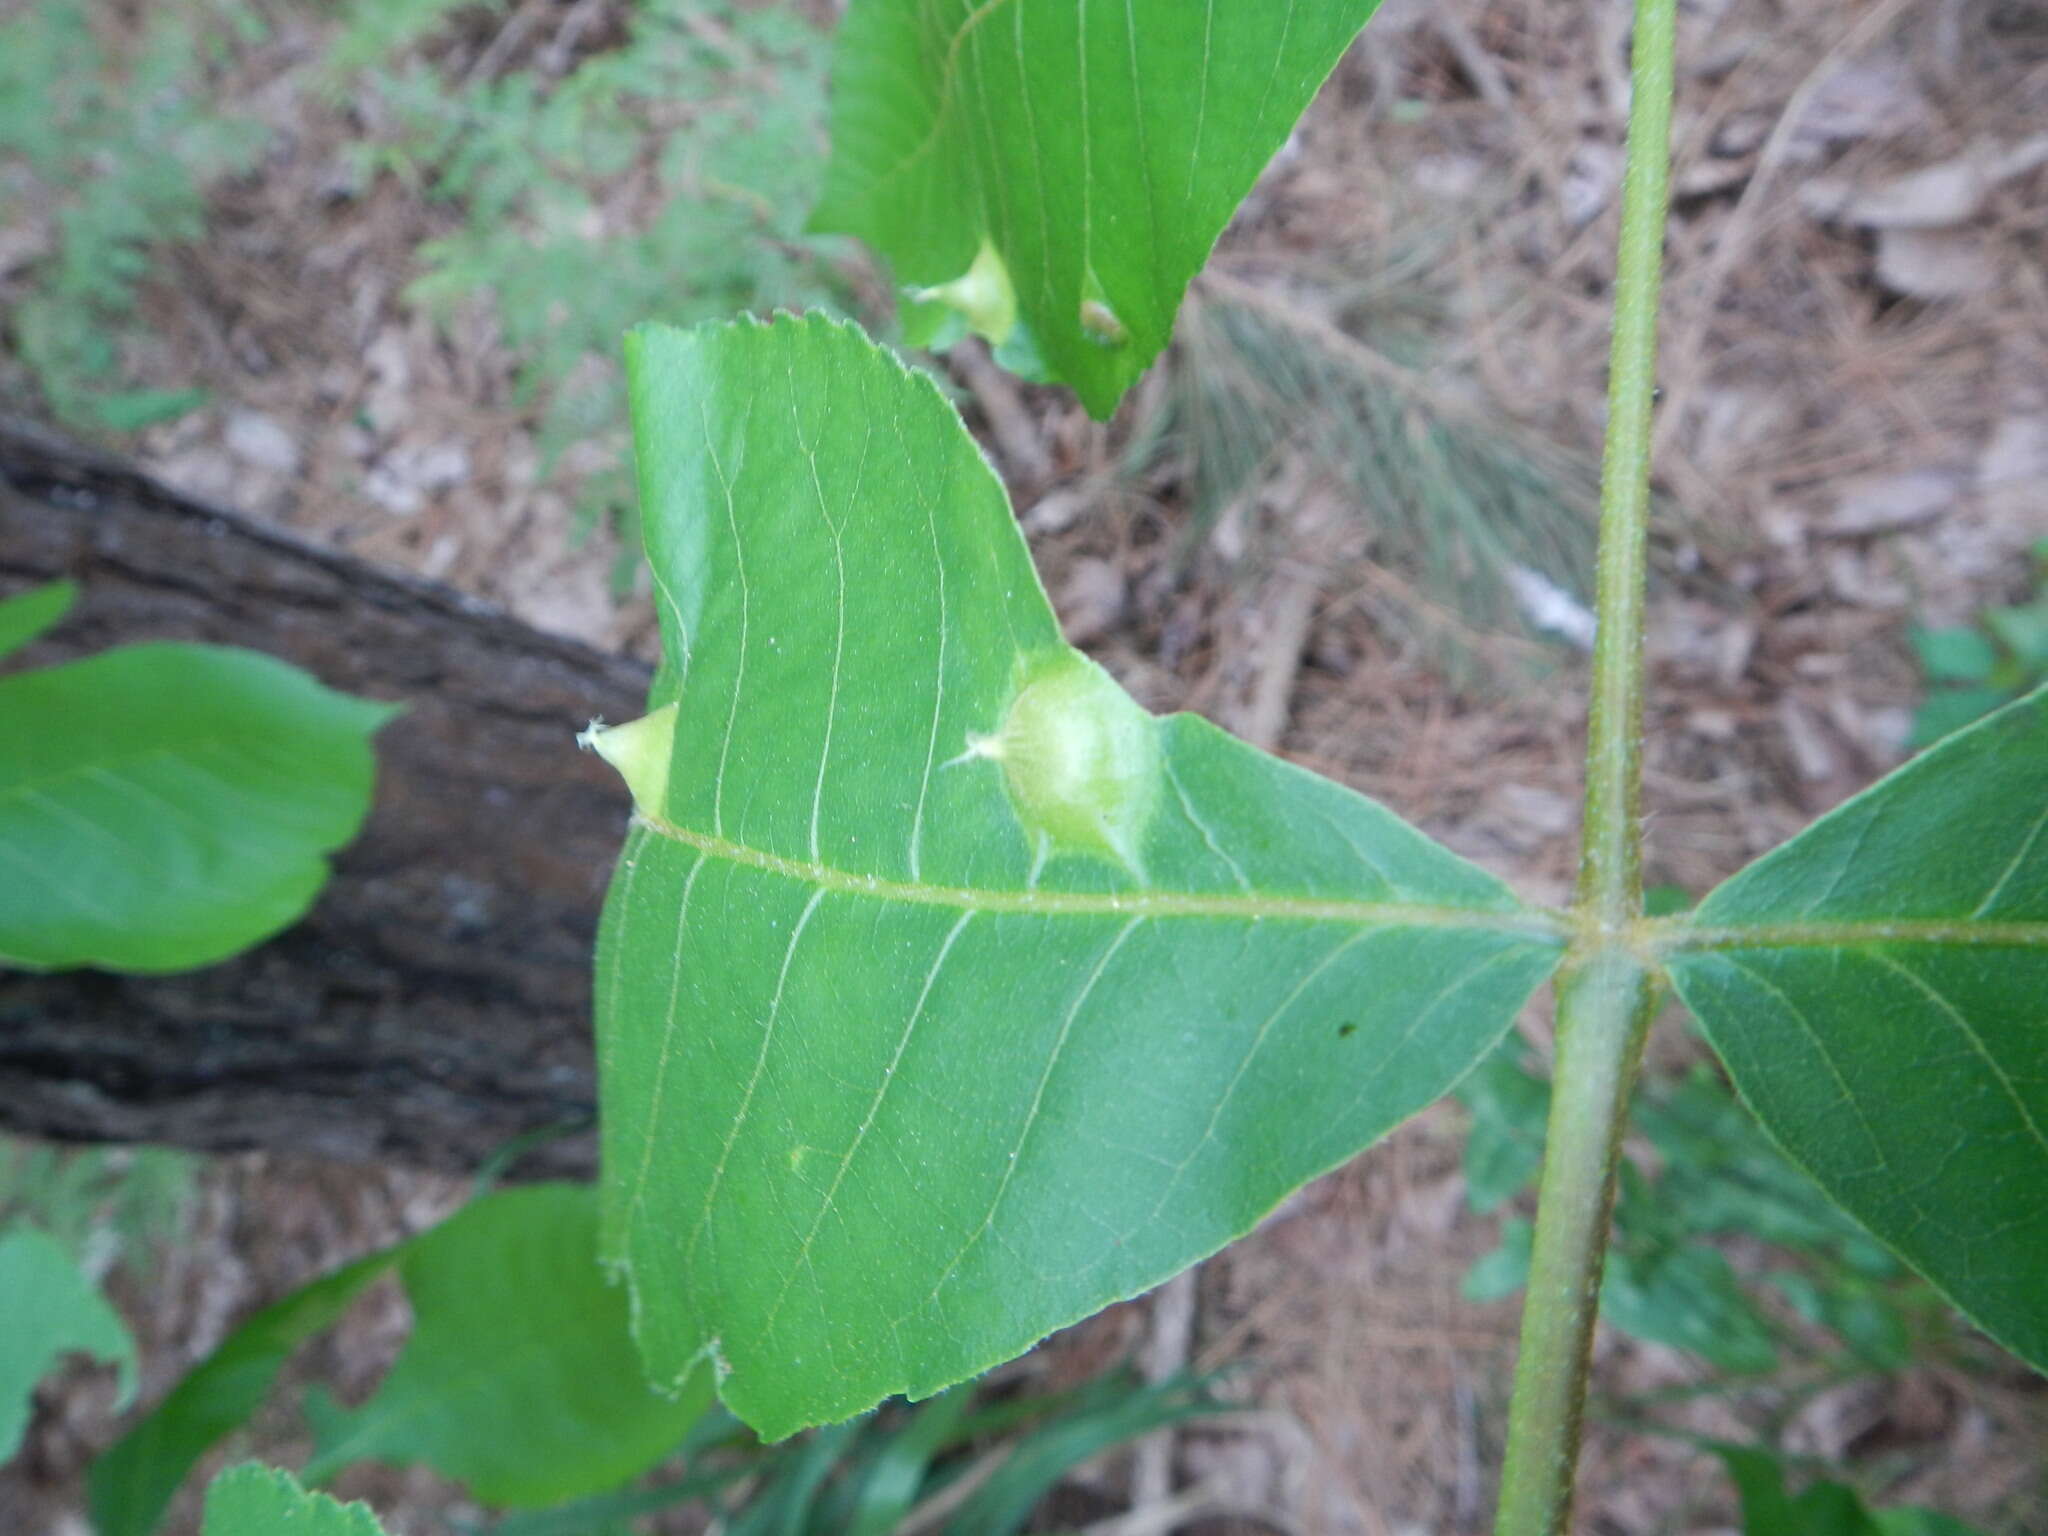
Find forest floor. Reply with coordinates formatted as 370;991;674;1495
4;0;2047;1532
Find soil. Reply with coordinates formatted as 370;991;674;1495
4;0;2046;1532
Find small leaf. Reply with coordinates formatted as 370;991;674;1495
1667;685;2048;1376
303;1185;708;1509
1455;1041;1551;1213
201;1464;388;1536
0;643;395;972
89;387;211;434
1909;624;1999;684
1713;1445;1990;1536
599;315;1565;1437
812;0;1387;415
1906;685;2014;748
841;1387;974;1536
938;1373;1224;1536
1603;1242;1777;1375
1463;1218;1535;1304
0;581;79;662
0;1227;135;1461
1985;599;2048;671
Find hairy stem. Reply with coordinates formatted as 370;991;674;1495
1494;0;1678;1528
1495;955;1658;1532
1575;0;1674;927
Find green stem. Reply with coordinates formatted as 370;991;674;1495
1494;0;1678;1529
1575;0;1675;927
1495;955;1658;1533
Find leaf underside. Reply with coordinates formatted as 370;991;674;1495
0;641;393;972
598;314;1563;1438
811;0;1385;416
1667;686;2048;1375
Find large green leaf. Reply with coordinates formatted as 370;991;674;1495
201;1465;389;1536
811;0;1383;416
593;314;1565;1438
1666;686;2048;1374
303;1184;710;1509
94;1187;704;1534
0;1225;136;1461
0;641;394;972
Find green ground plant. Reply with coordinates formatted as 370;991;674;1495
0;0;264;431
1908;537;2048;748
354;0;847;577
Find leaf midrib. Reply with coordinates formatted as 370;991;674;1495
1656;918;2048;953
637;816;2048;952
634;812;1568;937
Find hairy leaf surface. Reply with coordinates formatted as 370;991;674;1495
596;315;1565;1437
811;0;1384;416
1667;687;2048;1373
0;642;393;972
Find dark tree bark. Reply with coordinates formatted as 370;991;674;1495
0;417;651;1178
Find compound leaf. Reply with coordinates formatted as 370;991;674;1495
811;0;1385;416
0;1226;135;1462
0;642;394;972
201;1465;388;1536
1666;686;2048;1374
595;315;1564;1438
303;1184;709;1509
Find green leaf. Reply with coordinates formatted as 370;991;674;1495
1635;1070;1891;1263
91;1247;400;1536
0;1226;136;1461
811;0;1385;416
1464;1217;1534;1304
842;1386;974;1536
95;1187;707;1534
1713;1445;1990;1536
1666;685;2048;1376
597;314;1565;1437
1602;1241;1777;1375
1456;1040;1551;1213
938;1373;1224;1536
0;643;395;972
303;1185;709;1509
1909;624;1999;684
724;1420;865;1536
1907;686;2014;749
1985;598;2048;672
201;1464;389;1536
88;386;211;434
0;580;78;662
